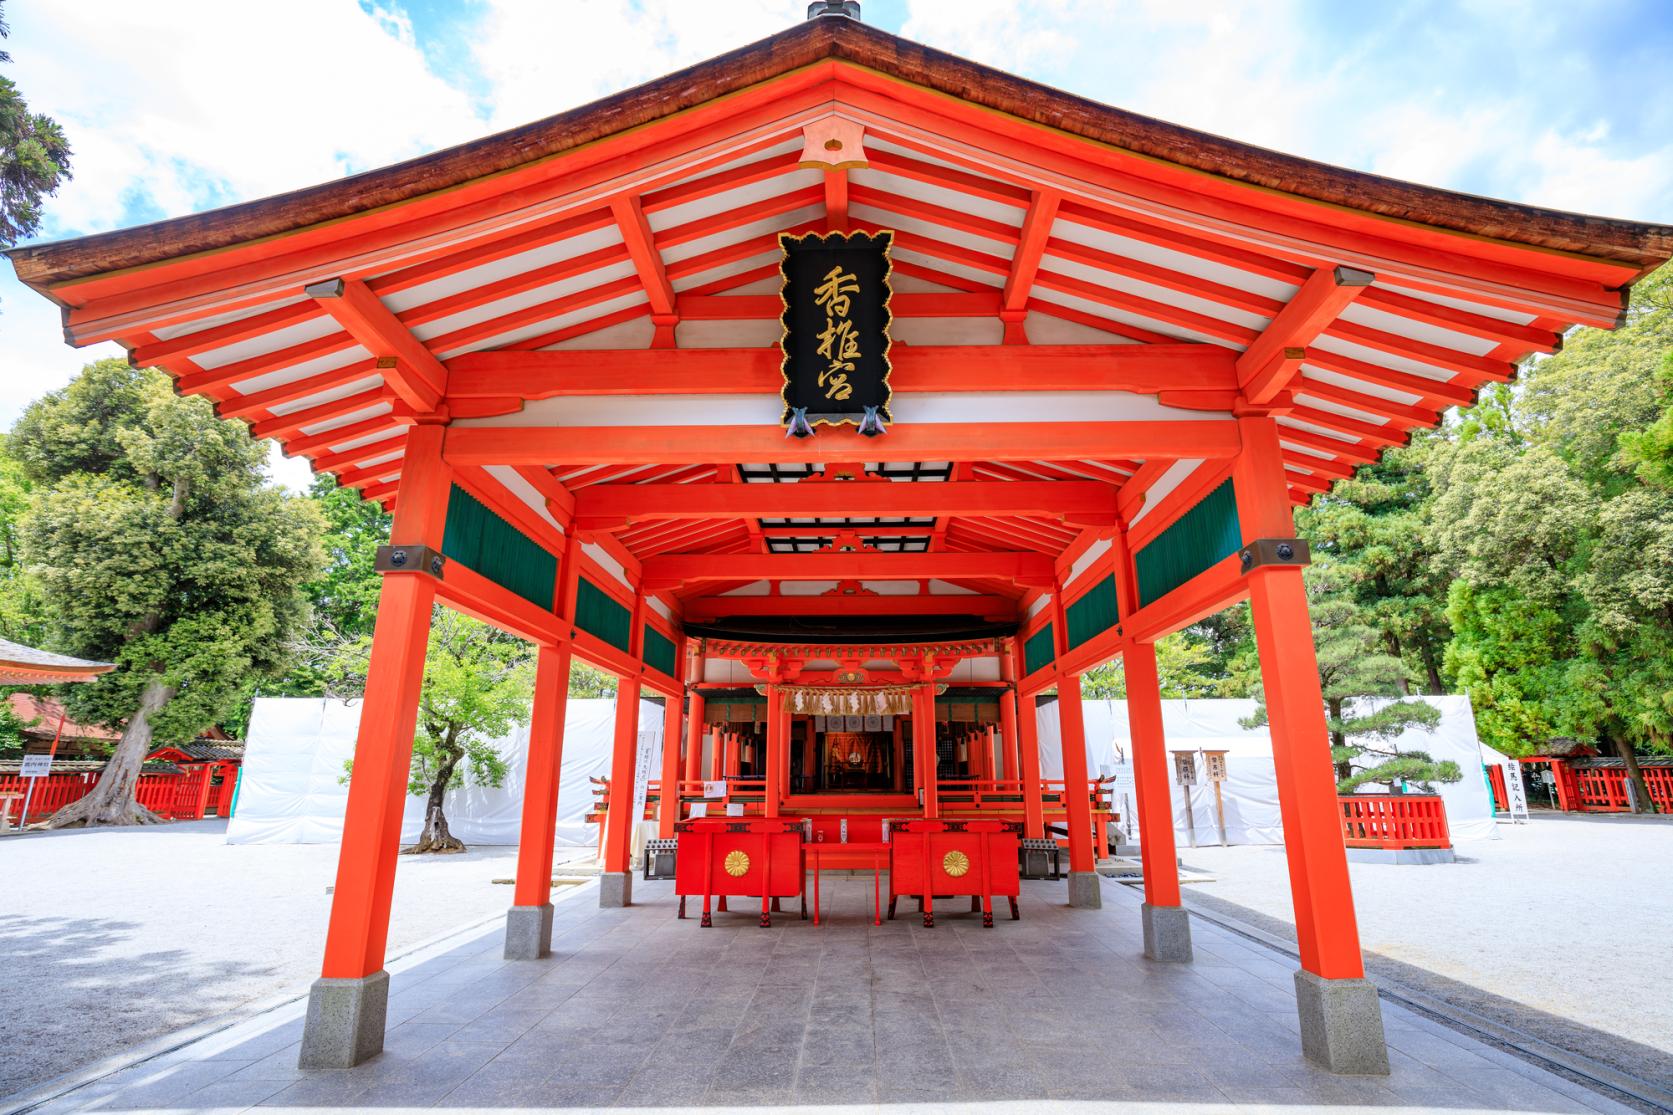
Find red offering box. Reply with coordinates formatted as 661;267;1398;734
674;817;805;927
887;817;1022;928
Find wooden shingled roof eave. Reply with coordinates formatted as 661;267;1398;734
7;15;1673;297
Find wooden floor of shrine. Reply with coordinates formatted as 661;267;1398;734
34;878;1631;1114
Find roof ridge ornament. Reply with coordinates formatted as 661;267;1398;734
807;1;861;19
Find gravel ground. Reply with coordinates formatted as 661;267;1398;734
1178;811;1673;1094
0;820;593;1098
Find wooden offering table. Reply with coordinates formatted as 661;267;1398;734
888;818;1022;928
805;841;888;926
674;817;805;927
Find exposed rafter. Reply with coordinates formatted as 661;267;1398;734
1000;190;1060;343
610;194;678;347
1238;266;1374;405
305;278;445;412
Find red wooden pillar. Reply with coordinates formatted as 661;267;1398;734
913;682;939;818
1235;415;1387;1073
765;684;784;818
724;732;739;777
600;674;643;906
800;716;816;794
998;686;1021;784
891;717;904;792
506;642;572;959
1017;696;1045;838
781;706;795;801
1124;639;1192;958
684;692;706;783
304;423;448;1068
1056;674;1101;907
657;687;683;838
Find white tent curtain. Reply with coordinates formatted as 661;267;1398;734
1034;694;1499;844
226;695;664;847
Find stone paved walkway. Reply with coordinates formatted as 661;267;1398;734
20;875;1638;1113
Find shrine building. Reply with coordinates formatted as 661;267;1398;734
9;2;1671;1083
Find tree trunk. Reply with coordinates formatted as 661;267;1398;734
1327;697;1352;783
1420;642;1445;695
404;748;466;853
1385;632;1410;696
45;677;175;828
1611;735;1659;815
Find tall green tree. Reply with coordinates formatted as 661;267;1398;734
12;360;324;826
1430;263;1673;810
0;2;73;255
1297;434;1451;693
0;436;45;645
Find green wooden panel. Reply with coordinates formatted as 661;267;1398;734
440;485;556;610
1134;478;1241;608
575;577;632;654
1065;574;1119;650
1023;622;1055;677
642;625;677;678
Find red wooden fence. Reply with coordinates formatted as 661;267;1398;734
1338;793;1451;850
0;764;230;824
1572;763;1673;813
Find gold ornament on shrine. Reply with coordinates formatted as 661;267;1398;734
724;850;751;877
941;850;971;878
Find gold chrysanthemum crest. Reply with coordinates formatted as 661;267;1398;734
724;850;751;877
942;850;970;878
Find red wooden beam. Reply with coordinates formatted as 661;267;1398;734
684;594;1020;621
824;169;849;233
174;332;356;397
284;413;410;458
673;290;999;320
214;358;379;421
573;478;1120;531
306;278;445;411
446;343;1236;398
250;389;393;441
610;195;677;347
445;420;1241;468
1001;190;1059;343
1238;266;1374;404
642;550;1055;591
131;302;321;368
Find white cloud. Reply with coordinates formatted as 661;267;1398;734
6;1;486;237
901;0;1673;224
469;0;802;131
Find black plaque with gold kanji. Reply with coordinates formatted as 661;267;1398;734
779;229;893;434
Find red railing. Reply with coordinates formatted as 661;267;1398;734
0;765;214;824
1572;764;1673;812
1339;793;1451;849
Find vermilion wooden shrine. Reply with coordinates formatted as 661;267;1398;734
10;5;1670;1080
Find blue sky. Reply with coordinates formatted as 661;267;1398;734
2;0;1670;487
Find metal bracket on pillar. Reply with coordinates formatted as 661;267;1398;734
1238;538;1310;574
375;544;446;578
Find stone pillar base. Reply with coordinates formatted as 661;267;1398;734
1066;870;1102;908
1141;902;1193;962
503;903;554;960
599;871;633;908
1293;969;1390;1075
298;970;389;1070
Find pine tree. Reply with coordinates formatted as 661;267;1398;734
1245;560;1452;793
